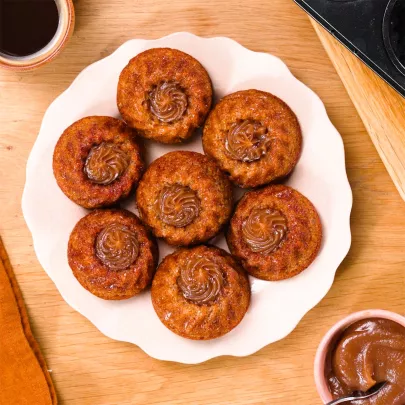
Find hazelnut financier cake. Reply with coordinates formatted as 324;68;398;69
68;209;158;300
227;185;322;281
117;48;213;143
151;245;250;340
136;151;233;246
53;116;144;209
202;90;302;188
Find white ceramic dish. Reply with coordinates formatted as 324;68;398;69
22;32;352;364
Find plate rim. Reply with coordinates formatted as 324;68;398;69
22;32;353;364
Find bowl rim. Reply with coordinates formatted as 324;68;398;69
314;309;405;403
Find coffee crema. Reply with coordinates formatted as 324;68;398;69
84;142;130;185
156;184;200;228
0;0;59;57
242;207;287;254
95;223;139;270
177;256;224;304
148;81;188;123
327;318;405;405
225;119;270;162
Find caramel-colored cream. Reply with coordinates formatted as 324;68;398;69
84;142;129;185
225;119;270;162
156;184;200;228
327;318;405;405
95;223;139;270
242;207;287;254
148;81;188;123
177;255;224;304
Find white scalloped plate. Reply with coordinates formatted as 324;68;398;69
22;33;352;364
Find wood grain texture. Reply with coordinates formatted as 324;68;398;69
311;19;405;202
0;1;404;404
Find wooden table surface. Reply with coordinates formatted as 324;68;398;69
0;0;404;404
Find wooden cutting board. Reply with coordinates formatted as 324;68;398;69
311;20;405;201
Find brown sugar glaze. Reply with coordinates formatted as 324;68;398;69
177;255;224;305
242;208;287;254
224;119;270;162
84;142;130;185
148;81;188;123
155;184;201;228
95;223;139;270
327;318;405;405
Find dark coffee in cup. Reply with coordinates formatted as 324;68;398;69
0;0;74;70
0;0;59;57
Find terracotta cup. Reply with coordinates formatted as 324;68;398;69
314;309;405;403
0;0;75;71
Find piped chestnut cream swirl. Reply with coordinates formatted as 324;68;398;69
95;223;139;270
242;208;287;254
84;142;130;185
148;81;188;123
327;318;405;405
156;184;201;227
225;119;270;162
177;256;224;304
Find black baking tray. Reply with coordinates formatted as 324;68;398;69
293;0;405;98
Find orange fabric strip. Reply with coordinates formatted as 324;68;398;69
0;237;57;405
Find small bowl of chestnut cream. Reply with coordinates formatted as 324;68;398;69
314;309;405;405
0;0;74;70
